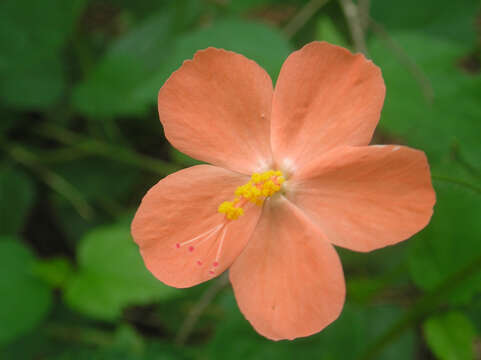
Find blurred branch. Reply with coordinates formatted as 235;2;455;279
2;142;94;219
37;147;89;164
358;0;370;31
339;0;367;54
369;18;434;104
431;175;481;195
175;272;230;345
36;124;182;177
46;322;114;346
360;252;481;360
284;0;331;39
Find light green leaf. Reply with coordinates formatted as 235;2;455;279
64;223;179;320
424;311;477;360
0;238;52;345
0;166;35;236
316;16;348;48
33;257;73;288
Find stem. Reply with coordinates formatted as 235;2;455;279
36;124;181;177
284;0;331;39
358;0;370;31
339;0;367;54
175;272;230;345
360;253;481;360
2;142;94;219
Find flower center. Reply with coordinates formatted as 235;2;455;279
175;170;285;277
218;170;285;220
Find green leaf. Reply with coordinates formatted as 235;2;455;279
0;0;86;109
424;311;477;360
136;18;292;103
370;32;481;170
210;295;415;360
370;0;480;44
0;166;35;236
73;12;175;117
408;183;481;304
75;17;291;118
64;223;179;320
0;238;52;345
170;19;292;81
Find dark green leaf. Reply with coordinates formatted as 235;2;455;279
370;0;480;44
136;18;293;103
408;183;481;303
73;12;174;117
0;0;86;109
169;147;203;167
0;238;52;345
0;166;35;236
53;157;138;202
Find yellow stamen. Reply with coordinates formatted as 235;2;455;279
218;170;285;220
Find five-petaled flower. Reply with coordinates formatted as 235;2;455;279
131;42;436;340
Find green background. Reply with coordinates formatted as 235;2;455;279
0;0;480;359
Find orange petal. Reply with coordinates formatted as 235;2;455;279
230;197;345;340
271;42;385;172
289;145;436;252
131;165;262;288
158;48;274;174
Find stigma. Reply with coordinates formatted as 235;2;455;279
218;170;285;220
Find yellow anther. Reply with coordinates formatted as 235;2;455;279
218;201;244;220
218;170;285;220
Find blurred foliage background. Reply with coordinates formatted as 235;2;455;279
0;0;480;359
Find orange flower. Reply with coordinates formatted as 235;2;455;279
131;42;435;340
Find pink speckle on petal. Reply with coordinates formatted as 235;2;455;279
197;260;202;266
213;261;219;267
175;243;180;248
209;270;215;275
188;246;194;252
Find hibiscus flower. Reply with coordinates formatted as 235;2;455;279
131;42;435;340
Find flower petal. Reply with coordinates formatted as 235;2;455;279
158;48;274;174
289;145;436;252
230;196;345;340
271;42;385;172
131;165;262;288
